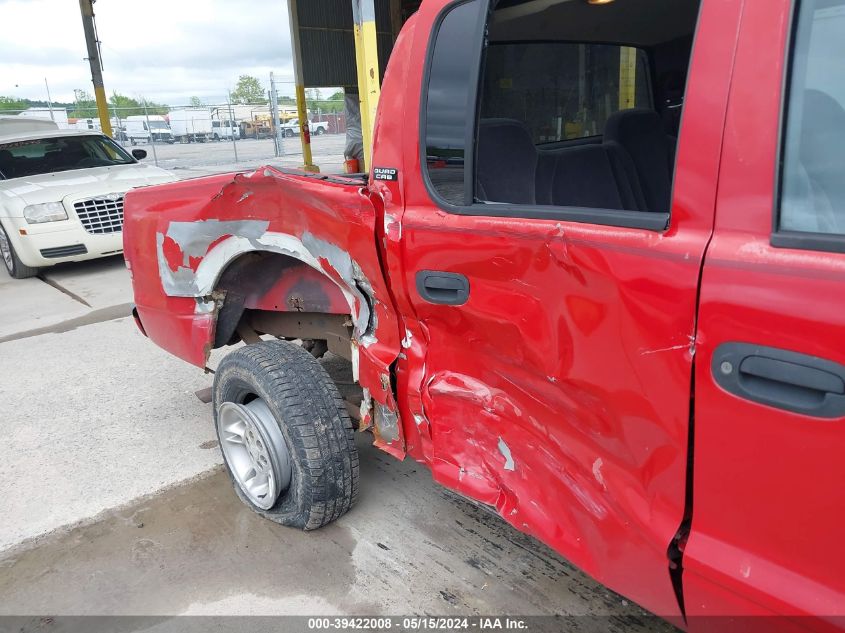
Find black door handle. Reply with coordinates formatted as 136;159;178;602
712;343;845;418
416;270;470;305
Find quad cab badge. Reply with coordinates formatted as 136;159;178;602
374;167;398;182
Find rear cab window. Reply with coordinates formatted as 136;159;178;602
422;0;702;229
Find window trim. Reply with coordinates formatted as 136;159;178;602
771;0;845;253
419;0;670;232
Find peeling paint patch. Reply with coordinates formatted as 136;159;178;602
383;213;401;239
194;297;216;314
237;191;253;203
359;387;372;429
401;328;413;349
156;220;269;295
169;220;269;265
498;437;515;471
374;402;400;443
592;457;607;491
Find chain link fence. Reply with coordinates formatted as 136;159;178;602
3;98;351;175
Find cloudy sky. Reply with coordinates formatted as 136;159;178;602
1;0;299;106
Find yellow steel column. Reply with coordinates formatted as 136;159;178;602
352;0;381;172
78;0;113;137
287;0;318;172
619;46;637;111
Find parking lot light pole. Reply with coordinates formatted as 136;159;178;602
269;72;285;158
78;0;113;138
227;93;239;163
142;99;159;167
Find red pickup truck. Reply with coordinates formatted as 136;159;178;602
124;0;845;627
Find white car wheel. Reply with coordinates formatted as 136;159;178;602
0;223;39;279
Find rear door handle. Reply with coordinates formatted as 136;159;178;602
712;343;845;418
416;270;470;305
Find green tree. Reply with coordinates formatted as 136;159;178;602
230;75;267;105
70;89;98;118
109;92;168;117
0;96;29;112
304;88;321;115
189;95;204;107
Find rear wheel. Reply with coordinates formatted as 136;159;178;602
213;340;359;529
0;223;39;279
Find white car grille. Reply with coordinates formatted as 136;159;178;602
73;195;124;234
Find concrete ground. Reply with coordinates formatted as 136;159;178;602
0;254;671;629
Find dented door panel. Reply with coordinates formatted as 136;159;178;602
384;0;742;618
123;167;406;455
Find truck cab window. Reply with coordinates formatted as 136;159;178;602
473;0;701;214
423;0;484;205
779;0;845;237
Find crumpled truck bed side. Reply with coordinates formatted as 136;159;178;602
123;167;405;455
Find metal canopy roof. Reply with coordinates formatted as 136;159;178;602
293;0;420;87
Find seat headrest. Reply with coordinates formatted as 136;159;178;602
478;118;536;153
604;108;666;142
476;118;538;204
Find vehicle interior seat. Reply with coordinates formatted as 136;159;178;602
603;109;676;212
0;150;15;179
476;118;539;204
536;144;646;210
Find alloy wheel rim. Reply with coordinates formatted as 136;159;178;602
0;228;13;273
217;399;291;510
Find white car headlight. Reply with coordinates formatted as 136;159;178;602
23;202;68;224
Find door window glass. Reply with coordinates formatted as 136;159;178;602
423;0;484;205
780;0;845;235
481;43;651;144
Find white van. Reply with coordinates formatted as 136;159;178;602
211;118;240;141
124;115;174;145
169;108;213;143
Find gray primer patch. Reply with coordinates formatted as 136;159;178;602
374;402;400;444
498;438;515;471
157;220;269;295
167;220;269;265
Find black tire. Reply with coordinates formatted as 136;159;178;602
285;129;294;138
0;223;39;279
316;127;325;135
212;340;359;530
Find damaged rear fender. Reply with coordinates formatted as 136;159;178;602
156;225;372;340
126;167;407;456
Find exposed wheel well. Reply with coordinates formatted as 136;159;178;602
210;251;354;361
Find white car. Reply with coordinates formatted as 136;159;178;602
0;116;177;279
